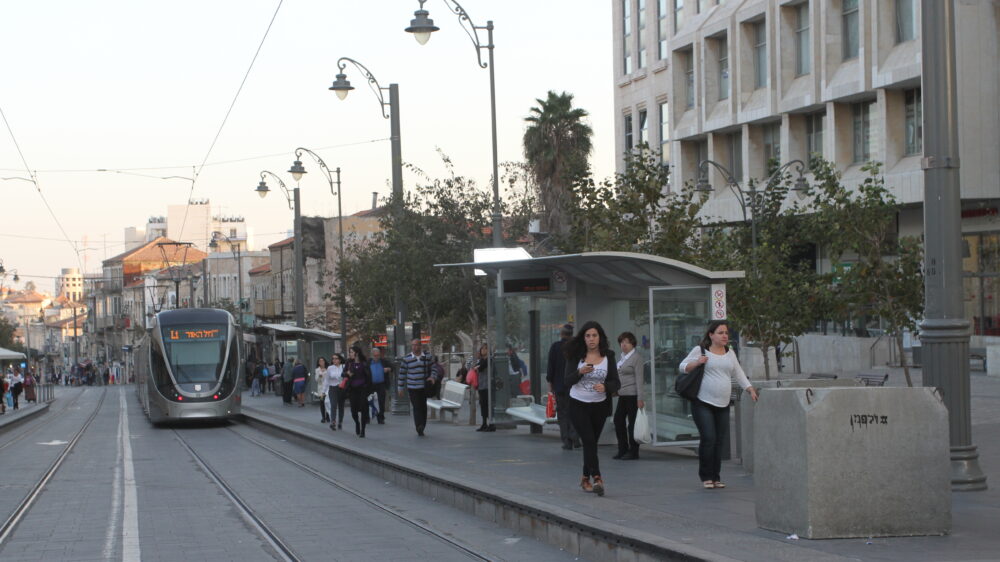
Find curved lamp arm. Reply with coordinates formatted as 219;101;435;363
259;170;293;210
416;0;492;68
336;57;390;119
293;147;340;196
764;159;808;187
698;159;749;222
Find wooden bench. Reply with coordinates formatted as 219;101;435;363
807;373;838;380
427;380;469;422
970;347;987;372
855;371;889;386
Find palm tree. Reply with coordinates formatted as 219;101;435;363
523;91;593;238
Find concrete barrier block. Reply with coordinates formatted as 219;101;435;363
754;387;950;538
738;378;860;472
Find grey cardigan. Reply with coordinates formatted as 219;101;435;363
616;351;645;398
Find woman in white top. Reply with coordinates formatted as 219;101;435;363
315;357;331;424
679;320;758;490
563;321;621;497
325;353;346;431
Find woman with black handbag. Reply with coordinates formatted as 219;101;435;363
679;320;758;490
344;346;372;438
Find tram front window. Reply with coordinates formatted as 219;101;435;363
161;324;227;384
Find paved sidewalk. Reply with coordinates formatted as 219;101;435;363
0;399;48;431
241;368;1000;562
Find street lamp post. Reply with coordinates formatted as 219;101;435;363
329;57;409;412
405;0;506;425
695;159;809;274
287;149;347;349
920;0;986;491
210;232;244;324
255;170;301;329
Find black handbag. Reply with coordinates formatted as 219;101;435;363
675;347;706;401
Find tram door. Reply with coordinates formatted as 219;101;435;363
648;286;712;445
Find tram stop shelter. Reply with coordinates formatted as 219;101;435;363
257;324;342;396
440;251;743;448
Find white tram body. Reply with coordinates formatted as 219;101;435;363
136;308;242;423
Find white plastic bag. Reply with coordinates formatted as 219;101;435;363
633;408;652;444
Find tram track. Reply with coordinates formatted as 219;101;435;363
171;426;494;562
0;387;109;546
0;387;88;453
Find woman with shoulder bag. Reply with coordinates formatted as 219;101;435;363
563;321;621;497
344;346;372;437
679;320;758;490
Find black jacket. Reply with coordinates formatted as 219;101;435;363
546;339;569;394
563;349;621;417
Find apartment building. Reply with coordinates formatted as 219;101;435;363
613;0;1000;345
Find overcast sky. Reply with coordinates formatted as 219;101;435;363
1;0;614;291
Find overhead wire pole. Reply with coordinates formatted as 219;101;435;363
919;0;986;491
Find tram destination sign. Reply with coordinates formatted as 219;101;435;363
164;327;225;341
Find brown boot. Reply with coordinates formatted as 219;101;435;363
592;475;605;496
580;476;593;493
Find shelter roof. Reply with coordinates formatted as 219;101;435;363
437;251;744;287
258;323;341;343
0;346;26;360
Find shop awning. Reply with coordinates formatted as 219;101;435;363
258;323;342;343
0;347;26;360
437;251;744;287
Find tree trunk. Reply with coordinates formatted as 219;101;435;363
896;334;913;387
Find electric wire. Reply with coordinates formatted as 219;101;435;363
176;0;284;245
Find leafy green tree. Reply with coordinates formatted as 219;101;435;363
523;91;593;238
807;162;924;385
338;155;534;348
0;315;23;351
562;147;705;261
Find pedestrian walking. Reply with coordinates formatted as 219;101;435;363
291;360;308;407
344;346;372;438
368;348;392;424
563;321;620;497
281;358;294;404
397;338;436;436
326;353;346;430
10;370;23;410
613;332;646;460
470;344;494;432
546;324;578;448
23;372;37;404
249;361;262;397
678;320;758;490
315;357;330;423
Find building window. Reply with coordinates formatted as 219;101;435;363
697;0;707;14
718;36;730;100
674;0;684;33
805;111;825;161
842;0;859;60
904;88;922;155
659;101;670;163
638;0;647;69
896;0;916;44
625;113;634;151
852;101;873;163
638;109;649;146
725;132;743;181
623;0;633;74
753;20;767;89
658;0;669;58
685;52;695;108
795;3;811;76
762;122;781;169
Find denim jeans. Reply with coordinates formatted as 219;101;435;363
690;399;730;482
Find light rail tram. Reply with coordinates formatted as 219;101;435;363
136;308;242;423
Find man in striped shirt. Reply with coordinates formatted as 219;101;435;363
397;338;435;436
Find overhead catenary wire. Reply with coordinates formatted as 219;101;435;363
0;102;82;270
176;0;284;245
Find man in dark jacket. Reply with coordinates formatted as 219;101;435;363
546;324;579;450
